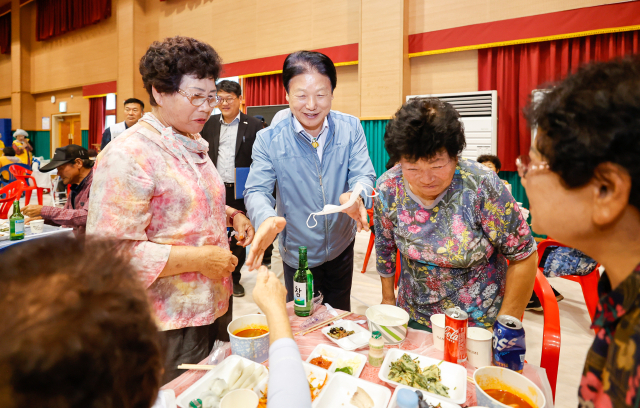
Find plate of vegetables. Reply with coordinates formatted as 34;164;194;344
306;344;367;378
378;349;467;405
176;355;268;408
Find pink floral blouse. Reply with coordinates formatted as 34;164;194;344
87;113;232;331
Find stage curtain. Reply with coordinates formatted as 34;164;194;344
88;97;105;149
0;12;9;55
244;74;287;107
36;0;112;41
361;119;391;177
478;30;640;172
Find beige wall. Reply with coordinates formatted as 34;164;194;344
0;54;10;99
410;50;478;96
0;98;10;119
408;0;623;33
33;87;88;130
332;64;360;117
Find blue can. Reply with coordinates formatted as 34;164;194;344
492;315;526;373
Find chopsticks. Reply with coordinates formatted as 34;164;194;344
178;364;218;371
467;375;475;383
294;312;352;336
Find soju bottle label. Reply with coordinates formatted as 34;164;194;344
294;281;307;307
12;220;24;235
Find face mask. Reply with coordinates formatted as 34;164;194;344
306;183;377;228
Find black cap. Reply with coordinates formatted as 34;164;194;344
40;145;90;173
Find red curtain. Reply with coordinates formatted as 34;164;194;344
244;74;288;107
0;13;9;55
88;97;105;149
36;0;112;41
478;30;640;171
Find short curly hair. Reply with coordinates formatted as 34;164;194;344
384;98;466;163
526;56;640;210
0;237;163;408
477;154;501;172
139;36;223;106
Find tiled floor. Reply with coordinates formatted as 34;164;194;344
234;230;594;407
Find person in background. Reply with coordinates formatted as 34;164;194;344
374;98;538;330
477;154;511;190
0;147;21;181
252;266;311;408
87;36;254;383
0;236;163;408
523;57;640;407
12;129;32;165
201;80;263;297
100;98;145;150
254;115;267;129
22;145;94;236
0;136;4;156
244;51;376;311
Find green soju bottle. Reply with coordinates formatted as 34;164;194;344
9;200;25;241
293;246;314;317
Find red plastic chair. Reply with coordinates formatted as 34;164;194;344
361;207;375;273
9;165;46;206
530;268;561;402
537;238;600;323
0;181;24;219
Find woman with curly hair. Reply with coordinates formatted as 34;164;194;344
523;57;640;407
87;36;254;382
374;98;538;331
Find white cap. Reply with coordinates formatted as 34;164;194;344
13;129;28;138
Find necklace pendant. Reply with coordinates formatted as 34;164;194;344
312;140;319;149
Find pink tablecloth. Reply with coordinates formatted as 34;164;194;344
164;305;554;407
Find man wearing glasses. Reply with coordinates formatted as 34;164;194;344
201;80;263;297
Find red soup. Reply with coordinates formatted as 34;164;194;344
234;328;268;338
483;389;535;408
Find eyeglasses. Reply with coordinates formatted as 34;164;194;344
218;97;237;105
177;89;221;107
516;155;549;178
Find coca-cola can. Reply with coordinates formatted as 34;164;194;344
444;306;468;364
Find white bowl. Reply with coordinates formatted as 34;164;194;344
220;389;258;408
365;305;410;345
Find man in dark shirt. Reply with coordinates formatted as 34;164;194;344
22;145;94;235
100;98;144;150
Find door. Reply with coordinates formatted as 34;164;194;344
58;115;81;147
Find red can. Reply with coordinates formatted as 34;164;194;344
444;307;468;364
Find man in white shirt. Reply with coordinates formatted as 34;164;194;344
100;98;144;150
201;81;263;297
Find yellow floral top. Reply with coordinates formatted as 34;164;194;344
374;158;536;329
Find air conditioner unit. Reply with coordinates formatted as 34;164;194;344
406;90;498;160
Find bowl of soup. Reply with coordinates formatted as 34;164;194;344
227;314;270;363
473;366;546;408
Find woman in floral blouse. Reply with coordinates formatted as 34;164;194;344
87;36;254;383
374;98;538;330
523;58;640;408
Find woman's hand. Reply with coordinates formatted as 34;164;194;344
339;192;369;232
232;213;255;247
201;245;238;279
246;216;286;270
252;266;293;344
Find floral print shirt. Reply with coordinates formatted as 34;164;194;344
374;159;536;329
543;246;598;278
87;113;232;331
579;264;640;408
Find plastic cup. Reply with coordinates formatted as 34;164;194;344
430;314;445;351
466;327;493;368
220;389;259;408
30;219;44;234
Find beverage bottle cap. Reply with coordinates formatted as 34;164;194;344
396;389;419;408
372;331;381;339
